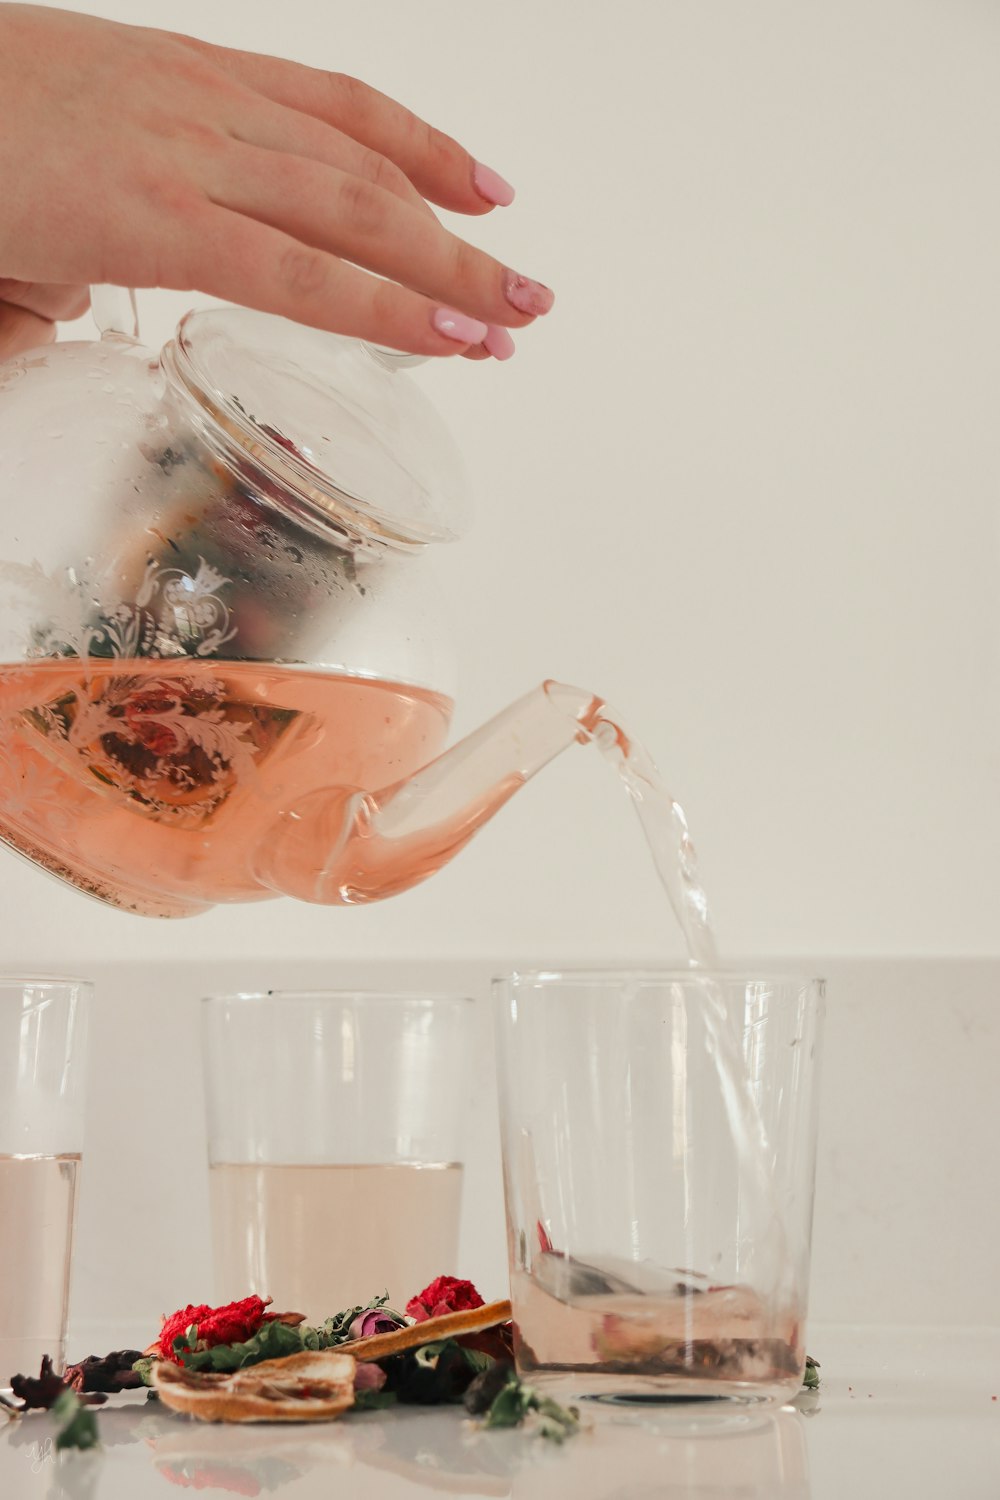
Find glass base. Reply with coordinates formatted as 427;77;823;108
524;1366;796;1411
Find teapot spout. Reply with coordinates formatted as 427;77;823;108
254;681;605;905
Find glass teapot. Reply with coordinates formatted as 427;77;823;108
0;290;600;917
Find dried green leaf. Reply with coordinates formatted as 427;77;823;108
479;1370;579;1441
131;1357;157;1388
52;1390;100;1451
532;1392;580;1442
464;1360;516;1415
484;1380;531;1429
352;1388;398;1412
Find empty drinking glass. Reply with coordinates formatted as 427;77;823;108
494;970;825;1404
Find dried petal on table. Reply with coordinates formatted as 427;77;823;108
9;1356;69;1410
65;1350;146;1394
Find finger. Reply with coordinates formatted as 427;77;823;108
0;281;90;321
183;205;489;356
483;325;516;360
179;36;514;215
229;97;437;222
0;303;56;359
210;143;554;327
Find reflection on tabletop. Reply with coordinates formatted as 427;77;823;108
2;1391;814;1499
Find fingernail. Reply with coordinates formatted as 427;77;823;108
433;307;490;345
473;161;516;207
483;325;516;361
503;272;555;317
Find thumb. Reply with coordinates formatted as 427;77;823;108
0;302;57;360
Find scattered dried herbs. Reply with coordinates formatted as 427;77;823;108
7;1354;111;1415
382;1339;482;1407
472;1366;580;1443
9;1355;71;1411
463;1358;517;1415
52;1390;100;1451
142;1294;404;1383
65;1350;145;1395
351;1386;399;1412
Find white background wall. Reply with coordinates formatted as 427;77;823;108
1;1;998;1343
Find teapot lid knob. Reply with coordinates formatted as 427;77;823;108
90;285;140;341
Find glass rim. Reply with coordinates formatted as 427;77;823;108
0;975;93;989
494;968;825;990
201;990;475;1007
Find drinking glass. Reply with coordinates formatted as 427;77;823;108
494;970;825;1405
201;991;472;1319
0;976;91;1386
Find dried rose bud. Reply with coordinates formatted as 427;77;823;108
347;1307;407;1341
406;1276;485;1323
353;1362;388;1393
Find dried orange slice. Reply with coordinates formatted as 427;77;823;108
153;1349;355;1424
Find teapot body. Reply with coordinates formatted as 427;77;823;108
0;316;458;916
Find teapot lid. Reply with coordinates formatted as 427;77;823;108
171;308;470;546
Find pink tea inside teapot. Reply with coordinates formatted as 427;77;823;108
0;658;452;917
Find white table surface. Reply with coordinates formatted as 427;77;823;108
2;1328;998;1500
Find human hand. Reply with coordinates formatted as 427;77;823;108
0;5;553;360
0;279;90;360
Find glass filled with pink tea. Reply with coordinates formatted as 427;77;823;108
201;991;472;1320
0;976;91;1388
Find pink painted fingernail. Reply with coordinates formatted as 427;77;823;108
483;325;516;361
432;307;489;345
503;272;555;317
473;161;516;207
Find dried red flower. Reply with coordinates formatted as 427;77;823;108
158;1295;274;1363
405;1276;485;1323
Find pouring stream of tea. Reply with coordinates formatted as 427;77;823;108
546;683;718;969
544;681;786;1279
